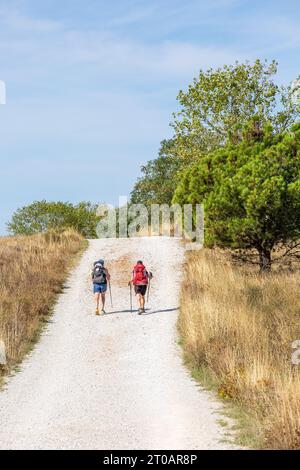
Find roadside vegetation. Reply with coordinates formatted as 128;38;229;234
179;249;300;449
0;229;85;379
8;200;100;238
130;59;300;448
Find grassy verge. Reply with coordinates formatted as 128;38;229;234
179;249;300;449
0;229;87;380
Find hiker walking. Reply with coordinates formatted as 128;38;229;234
129;260;152;315
92;259;111;315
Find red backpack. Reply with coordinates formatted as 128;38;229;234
133;264;148;285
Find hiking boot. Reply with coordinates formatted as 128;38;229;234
95;309;100;316
138;308;143;315
101;308;106;315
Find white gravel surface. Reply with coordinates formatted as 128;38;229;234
0;237;236;449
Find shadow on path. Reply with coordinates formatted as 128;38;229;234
104;309;134;315
143;307;178;316
100;307;179;317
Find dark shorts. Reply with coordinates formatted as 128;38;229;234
134;284;147;296
93;283;107;294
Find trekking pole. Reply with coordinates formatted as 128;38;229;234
129;282;133;312
108;280;113;308
147;277;151;303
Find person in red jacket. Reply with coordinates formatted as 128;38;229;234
129;260;152;314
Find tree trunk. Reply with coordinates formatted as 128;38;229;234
258;248;272;272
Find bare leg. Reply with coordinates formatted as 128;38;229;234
101;293;106;311
136;293;146;314
95;293;100;314
141;295;145;310
136;293;142;309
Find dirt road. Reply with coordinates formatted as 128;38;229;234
0;238;235;449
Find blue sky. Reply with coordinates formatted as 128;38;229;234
0;0;299;234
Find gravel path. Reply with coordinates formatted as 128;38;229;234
0;237;235;449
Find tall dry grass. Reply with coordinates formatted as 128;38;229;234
0;229;85;377
179;249;300;449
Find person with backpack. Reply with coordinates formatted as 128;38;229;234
129;260;152;314
92;259;111;315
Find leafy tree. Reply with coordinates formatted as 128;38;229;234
130;139;185;206
8;200;100;238
173;60;300;158
173;123;300;271
72;201;101;238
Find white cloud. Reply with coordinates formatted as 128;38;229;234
109;3;156;26
1;2;277;88
57;34;242;77
0;25;245;84
0;5;61;32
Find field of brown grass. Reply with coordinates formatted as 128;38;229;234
179;249;300;449
0;229;85;378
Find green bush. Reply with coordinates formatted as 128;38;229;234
8;200;100;238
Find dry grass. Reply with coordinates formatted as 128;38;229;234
0;229;85;378
179;249;300;449
108;254;133;287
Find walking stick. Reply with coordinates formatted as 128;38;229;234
108;280;113;308
129;282;133;312
147;277;151;303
